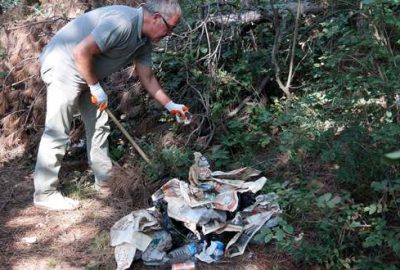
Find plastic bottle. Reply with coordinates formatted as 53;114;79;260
168;243;201;264
212;241;225;261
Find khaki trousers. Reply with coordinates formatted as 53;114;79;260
33;68;112;200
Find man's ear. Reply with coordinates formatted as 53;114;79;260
153;12;162;20
151;13;161;24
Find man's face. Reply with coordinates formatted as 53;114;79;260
149;13;180;43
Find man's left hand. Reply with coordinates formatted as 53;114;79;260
165;101;191;124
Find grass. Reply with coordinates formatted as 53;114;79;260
86;231;114;270
46;258;59;269
61;170;98;200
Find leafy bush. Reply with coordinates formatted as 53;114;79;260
133;0;400;268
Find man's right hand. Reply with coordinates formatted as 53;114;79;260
89;82;108;111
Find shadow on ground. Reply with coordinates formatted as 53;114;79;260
0;151;130;269
0;151;295;270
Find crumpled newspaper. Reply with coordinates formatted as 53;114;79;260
142;230;172;266
150;152;280;256
110;208;161;270
110;152;281;268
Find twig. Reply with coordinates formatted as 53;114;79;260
11;75;36;87
23;85;45;127
6;17;69;31
3;57;38;89
185;81;215;148
227;96;252;118
2;110;26;118
210;29;224;68
203;22;213;74
284;0;302;96
210;10;228;66
293;49;312;79
270;0;302;102
184;84;207;140
249;29;258;51
271;1;289;97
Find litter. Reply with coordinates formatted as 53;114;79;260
110;152;281;269
142;230;172;266
195;240;224;263
171;260;196;270
168;242;203;264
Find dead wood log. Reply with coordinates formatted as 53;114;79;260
204;1;322;26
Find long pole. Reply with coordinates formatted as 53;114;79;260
105;108;151;164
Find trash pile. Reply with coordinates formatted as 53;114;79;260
110;152;281;269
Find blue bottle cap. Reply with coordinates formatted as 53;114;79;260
215;241;224;249
188;243;198;256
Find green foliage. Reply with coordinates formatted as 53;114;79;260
0;46;7;78
209;147;231;169
264;176;400;268
141;145;192;182
0;0;21;9
109;144;125;161
0;71;7;79
266;1;400;266
62;170;97;199
316;192;341;209
0;46;6;60
86;231;114;270
129;0;400;268
160;146;192;179
253;219;294;245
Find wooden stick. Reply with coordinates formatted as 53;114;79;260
105;108;150;164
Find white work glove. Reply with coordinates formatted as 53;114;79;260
164;101;191;124
89;82;108;111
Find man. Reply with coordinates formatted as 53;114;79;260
34;0;189;211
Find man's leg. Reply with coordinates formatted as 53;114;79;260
33;75;81;210
78;89;112;189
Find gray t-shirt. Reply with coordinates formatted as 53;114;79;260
40;5;152;84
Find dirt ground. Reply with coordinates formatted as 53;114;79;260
0;149;295;270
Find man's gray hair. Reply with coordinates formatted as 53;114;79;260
144;0;181;20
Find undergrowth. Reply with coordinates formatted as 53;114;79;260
142;1;400;268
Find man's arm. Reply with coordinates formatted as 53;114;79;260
135;61;171;106
72;34;101;85
73;34;107;110
135;62;190;121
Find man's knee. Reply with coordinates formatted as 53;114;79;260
41;127;69;142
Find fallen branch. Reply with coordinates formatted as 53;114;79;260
6;16;69;31
207;10;262;26
205;1;322;26
185;83;213;148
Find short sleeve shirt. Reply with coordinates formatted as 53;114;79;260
40;5;152;84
